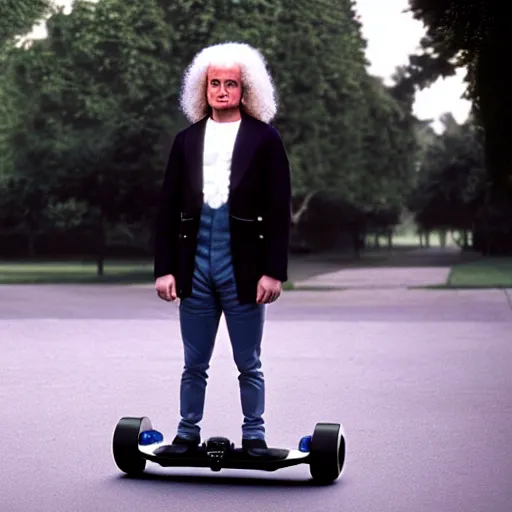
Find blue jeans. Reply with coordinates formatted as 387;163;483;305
177;202;266;441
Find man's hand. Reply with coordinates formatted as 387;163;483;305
155;274;177;301
256;275;282;304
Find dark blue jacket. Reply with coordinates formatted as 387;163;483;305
154;110;292;304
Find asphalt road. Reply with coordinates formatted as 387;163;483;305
1;284;511;512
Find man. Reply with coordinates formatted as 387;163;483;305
153;42;291;452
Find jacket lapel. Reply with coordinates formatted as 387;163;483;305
230;112;262;192
183;116;207;195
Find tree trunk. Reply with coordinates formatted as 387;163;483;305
439;229;446;248
352;228;361;259
291;190;316;226
96;214;106;277
477;29;509;195
25;218;37;258
463;229;468;249
27;230;36;258
475;27;512;254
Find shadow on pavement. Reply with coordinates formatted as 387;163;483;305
108;470;345;489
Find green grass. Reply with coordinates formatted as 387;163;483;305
367;231;460;248
0;260;300;288
0;260;154;284
3;255;511;290
444;257;512;288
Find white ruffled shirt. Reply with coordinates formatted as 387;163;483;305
202;117;241;208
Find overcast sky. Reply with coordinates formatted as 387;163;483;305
355;0;470;131
29;0;471;132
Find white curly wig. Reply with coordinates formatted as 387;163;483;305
179;42;278;125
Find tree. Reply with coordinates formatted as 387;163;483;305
3;0;174;270
404;0;510;191
399;0;512;254
408;116;487;247
0;0;53;47
359;75;419;217
1;0;424;262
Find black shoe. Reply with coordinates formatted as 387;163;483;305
242;438;268;451
153;435;200;457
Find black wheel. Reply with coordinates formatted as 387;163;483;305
112;416;152;475
309;422;345;484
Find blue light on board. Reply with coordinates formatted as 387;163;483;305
298;435;312;452
139;430;164;445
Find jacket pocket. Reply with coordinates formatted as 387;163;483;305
231;214;264;223
179;213;197;239
230;215;265;246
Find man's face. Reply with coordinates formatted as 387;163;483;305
206;65;243;112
